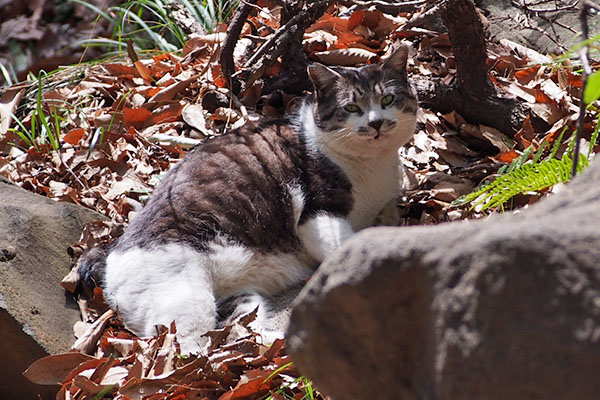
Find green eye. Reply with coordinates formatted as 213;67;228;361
381;94;394;107
344;104;361;113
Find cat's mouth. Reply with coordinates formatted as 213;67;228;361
359;132;389;142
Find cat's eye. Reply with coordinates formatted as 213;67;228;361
344;104;361;113
381;95;394;107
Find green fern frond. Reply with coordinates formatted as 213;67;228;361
464;155;577;211
549;126;569;159
454;122;597;212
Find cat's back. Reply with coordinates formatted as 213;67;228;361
116;119;307;253
182;118;302;185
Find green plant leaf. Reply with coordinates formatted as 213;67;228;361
585;70;600;104
455;119;600;214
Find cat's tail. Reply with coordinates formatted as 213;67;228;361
76;246;107;290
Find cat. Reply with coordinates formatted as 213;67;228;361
78;45;418;354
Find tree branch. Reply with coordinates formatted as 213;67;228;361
242;10;307;70
402;1;444;31
220;0;258;91
510;0;580;14
166;1;207;36
236;0;333;91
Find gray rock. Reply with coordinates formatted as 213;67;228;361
287;160;600;399
0;182;104;400
476;0;595;55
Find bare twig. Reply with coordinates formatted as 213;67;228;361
240;22;304;89
520;21;569;52
526;0;569;6
244;34;269;43
236;0;333;90
510;0;581;51
59;149;88;190
538;13;578;34
511;3;569;52
242;10;307;70
220;0;258;90
402;1;444;30
510;0;580;13
166;1;207;35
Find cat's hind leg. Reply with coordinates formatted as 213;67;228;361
219;292;284;345
104;244;217;354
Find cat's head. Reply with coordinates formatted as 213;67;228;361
305;46;417;157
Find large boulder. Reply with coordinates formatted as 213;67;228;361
287;160;600;399
0;180;104;400
476;0;597;55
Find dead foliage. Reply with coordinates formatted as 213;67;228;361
25;312;310;400
1;1;598;399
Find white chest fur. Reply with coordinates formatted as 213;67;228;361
328;150;401;230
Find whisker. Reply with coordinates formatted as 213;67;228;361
329;130;356;146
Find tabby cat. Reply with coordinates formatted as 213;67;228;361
79;45;418;354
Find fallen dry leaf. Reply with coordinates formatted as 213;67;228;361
314;47;377;65
24;352;97;385
63;128;86;145
71;309;115;354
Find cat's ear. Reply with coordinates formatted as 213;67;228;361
307;64;343;93
381;45;409;75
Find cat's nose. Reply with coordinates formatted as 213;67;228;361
368;119;383;131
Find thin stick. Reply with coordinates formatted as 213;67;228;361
403;1;444;30
242;11;306;70
220;0;258;90
510;0;580;13
237;0;333;89
59;149;88;190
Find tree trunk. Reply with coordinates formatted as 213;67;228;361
416;0;529;136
